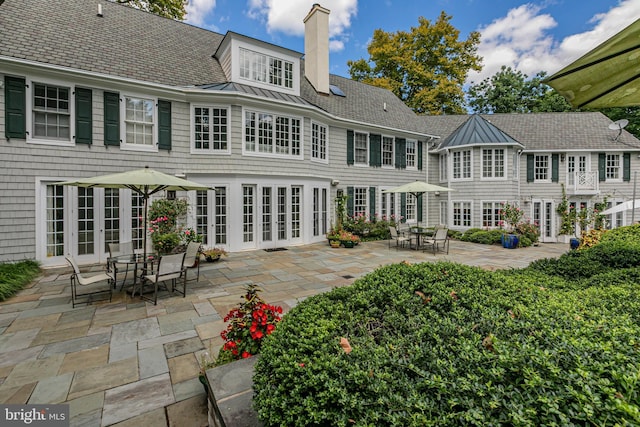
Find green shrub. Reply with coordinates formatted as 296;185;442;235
460;228;502;245
0;260;40;301
253;261;640;426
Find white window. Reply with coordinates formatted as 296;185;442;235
354;187;368;216
244;110;301;158
311;122;327;162
240;48;294;89
439;153;448;181
406;140;417;168
354;132;368;165
32;82;70;141
440;201;448;226
535;155;549;181
482;201;504;228
122;95;155;149
453;201;472;227
452;150;471;180
606;154;621;180
482;148;505;178
193;106;229;153
382;136;394;167
405;194;417;222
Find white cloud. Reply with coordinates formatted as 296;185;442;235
467;0;640;85
246;0;358;52
185;0;218;28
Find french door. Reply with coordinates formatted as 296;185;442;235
532;199;554;242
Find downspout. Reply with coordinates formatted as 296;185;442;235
517;148;523;204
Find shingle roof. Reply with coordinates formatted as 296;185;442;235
438;114;522;148
0;0;425;134
422;112;640;151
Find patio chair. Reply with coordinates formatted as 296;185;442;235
389;226;411;250
182;241;202;282
65;256;114;308
108;241;134;290
422;227;450;255
139;252;186;305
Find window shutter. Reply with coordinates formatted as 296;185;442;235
526;154;534;182
74;87;93;145
347;186;354;216
346;130;354;165
395;138;406;169
623;152;631;182
400;193;407;221
417;194;423;223
103;91;120;146
418;141;423;170
598;153;606;182
158;99;172;150
369;187;376;218
551;153;559;182
4;76;26;139
369;134;381;167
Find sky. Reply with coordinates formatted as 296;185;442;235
183;0;640;85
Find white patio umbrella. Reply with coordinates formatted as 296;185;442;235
383;181;454;227
58;166;211;259
600;200;640;216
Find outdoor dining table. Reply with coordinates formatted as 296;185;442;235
408;227;434;250
107;253;156;297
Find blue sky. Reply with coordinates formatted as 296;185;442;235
184;1;640;84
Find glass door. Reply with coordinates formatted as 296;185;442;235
532;199;554;242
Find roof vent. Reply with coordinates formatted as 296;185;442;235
97;3;103;17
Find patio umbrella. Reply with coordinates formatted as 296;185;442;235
58;166;211;259
383;181;454;227
544;18;640;109
600;199;640;216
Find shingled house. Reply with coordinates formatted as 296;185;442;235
1;0;639;267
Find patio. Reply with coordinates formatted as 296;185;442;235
0;240;568;426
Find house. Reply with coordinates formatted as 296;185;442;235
422;113;640;241
0;0;432;267
2;0;639;268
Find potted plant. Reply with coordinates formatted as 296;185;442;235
499;201;523;249
202;247;227;262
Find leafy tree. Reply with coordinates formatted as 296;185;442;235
115;0;187;20
467;66;573;113
348;12;481;115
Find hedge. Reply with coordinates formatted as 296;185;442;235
254;257;640;425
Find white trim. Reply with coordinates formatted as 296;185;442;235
241;107;304;160
119;92;158;152
190;104;232;155
25;76;75;147
310;120;329;164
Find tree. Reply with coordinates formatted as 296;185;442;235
599;106;640;140
467;66;573;114
347;12;481;115
115;0;187;20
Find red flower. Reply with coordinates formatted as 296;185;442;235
242;351;252;358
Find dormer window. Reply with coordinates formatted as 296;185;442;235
239;48;293;89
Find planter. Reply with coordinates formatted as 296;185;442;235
329;240;341;248
557;234;571;244
342;241;355;248
205;254;221;262
570;237;580;250
502;234;519;249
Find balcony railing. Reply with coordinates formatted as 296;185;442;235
567;171;599;195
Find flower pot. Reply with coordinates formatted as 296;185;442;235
502;234;519;249
329;240;341;248
342;241;355;248
205;254;221;262
570;237;580;250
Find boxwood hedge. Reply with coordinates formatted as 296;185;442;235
254;249;640;425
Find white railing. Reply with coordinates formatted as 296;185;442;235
567;171;598;194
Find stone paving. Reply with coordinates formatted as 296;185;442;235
0;240;568;426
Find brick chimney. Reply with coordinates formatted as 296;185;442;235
304;4;330;95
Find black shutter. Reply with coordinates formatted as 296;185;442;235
4;76;26;139
418;141;423;170
400;193;407;221
598;153;606;181
551;154;559;182
347;186;354;216
103;92;120;146
346;130;354;165
623;152;631;182
75;88;92;145
417;194;423;223
526;154;534;182
158;99;172;150
395;138;406;169
369;134;381;167
369;187;376;218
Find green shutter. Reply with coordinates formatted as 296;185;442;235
395;138;406;169
598;153;606;181
158;99;171;150
418;141;423;170
417;194;423;223
369;134;381;167
400;193;407;221
4;76;26;139
346;130;354;165
369;187;376;218
551;154;559;182
526;154;534;182
347;186;354;216
75;87;93;145
103;91;120;146
623;152;631;182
